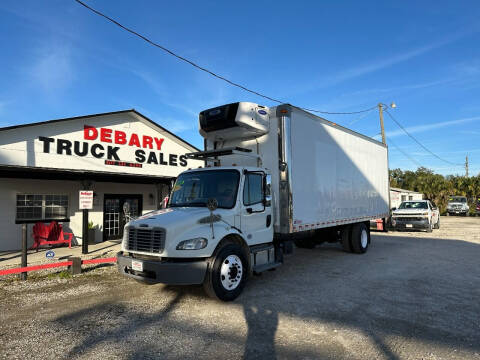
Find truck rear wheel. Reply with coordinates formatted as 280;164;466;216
351;223;369;254
340;226;352;252
203;243;248;302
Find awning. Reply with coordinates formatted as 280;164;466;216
0;165;173;184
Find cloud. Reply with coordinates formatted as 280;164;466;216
294;28;478;96
30;44;74;92
134;106;196;134
157;118;197;133
131;69;199;117
376;116;480;139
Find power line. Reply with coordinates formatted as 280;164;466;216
348;107;376;126
386;136;423;168
73;0;376;115
297;104;377;115
384;109;463;166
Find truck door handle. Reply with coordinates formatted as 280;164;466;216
266;215;271;227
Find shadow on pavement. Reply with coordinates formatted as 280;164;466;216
49;234;480;359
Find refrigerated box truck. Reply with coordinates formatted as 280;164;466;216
117;102;390;301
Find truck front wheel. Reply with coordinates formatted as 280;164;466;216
351;223;369;254
203;243;248;301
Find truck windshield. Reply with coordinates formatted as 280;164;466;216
398;201;428;209
169;170;240;209
449;197;466;203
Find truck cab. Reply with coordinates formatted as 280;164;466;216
117;165;276;301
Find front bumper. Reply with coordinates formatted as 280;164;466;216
117;251;208;285
447;209;468;215
392;217;429;230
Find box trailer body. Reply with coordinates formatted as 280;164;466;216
117;102;390;301
202;103;390;235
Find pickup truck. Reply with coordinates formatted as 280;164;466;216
446;196;470;216
391;200;440;232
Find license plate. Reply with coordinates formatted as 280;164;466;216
406;224;413;228
131;260;143;272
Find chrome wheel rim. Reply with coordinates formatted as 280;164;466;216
360;229;368;248
220;255;243;290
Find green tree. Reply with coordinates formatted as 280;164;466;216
389;167;480;214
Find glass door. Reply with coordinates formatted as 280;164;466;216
103;194;142;241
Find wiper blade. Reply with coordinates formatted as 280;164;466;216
170;202;206;207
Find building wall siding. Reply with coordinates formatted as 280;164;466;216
0;178;160;251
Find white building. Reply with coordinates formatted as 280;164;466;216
0;110;202;251
390;187;423;209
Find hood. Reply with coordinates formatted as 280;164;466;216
129;207;212;228
448;202;467;206
393;208;428;215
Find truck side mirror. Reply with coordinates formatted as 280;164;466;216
391;207;396;211
264;174;272;207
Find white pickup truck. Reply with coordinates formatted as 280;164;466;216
446;196;470;216
391;199;440;232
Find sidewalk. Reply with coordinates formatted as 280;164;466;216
0;241;121;269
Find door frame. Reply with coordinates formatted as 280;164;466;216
103;194;143;241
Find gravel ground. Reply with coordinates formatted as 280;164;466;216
0;216;479;359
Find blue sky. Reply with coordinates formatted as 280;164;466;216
1;1;479;175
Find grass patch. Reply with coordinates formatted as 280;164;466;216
46;270;72;279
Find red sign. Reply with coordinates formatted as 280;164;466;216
84;125;165;150
79;190;93;210
105;160;143;168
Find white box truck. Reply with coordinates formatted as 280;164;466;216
117;102;390;301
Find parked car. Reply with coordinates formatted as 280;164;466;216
446;196;469;216
475;198;480;217
391;200;440;232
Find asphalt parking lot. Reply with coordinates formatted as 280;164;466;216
1;216;479;360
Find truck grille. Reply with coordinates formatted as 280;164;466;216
126;227;166;254
396;217;425;222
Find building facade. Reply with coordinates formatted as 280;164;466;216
390;187;423;209
0;110;202;251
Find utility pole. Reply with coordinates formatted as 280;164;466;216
465;155;469;177
378;103;386;145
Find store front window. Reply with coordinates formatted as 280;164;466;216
16;194;69;222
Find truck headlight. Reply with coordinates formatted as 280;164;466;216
176;237;208;250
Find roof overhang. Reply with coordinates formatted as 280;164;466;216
0;165;172;184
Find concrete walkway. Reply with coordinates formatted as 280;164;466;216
0;241;121;269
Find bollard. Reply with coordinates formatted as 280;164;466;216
20;224;28;280
68;257;82;275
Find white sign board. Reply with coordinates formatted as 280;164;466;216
79;190;94;210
